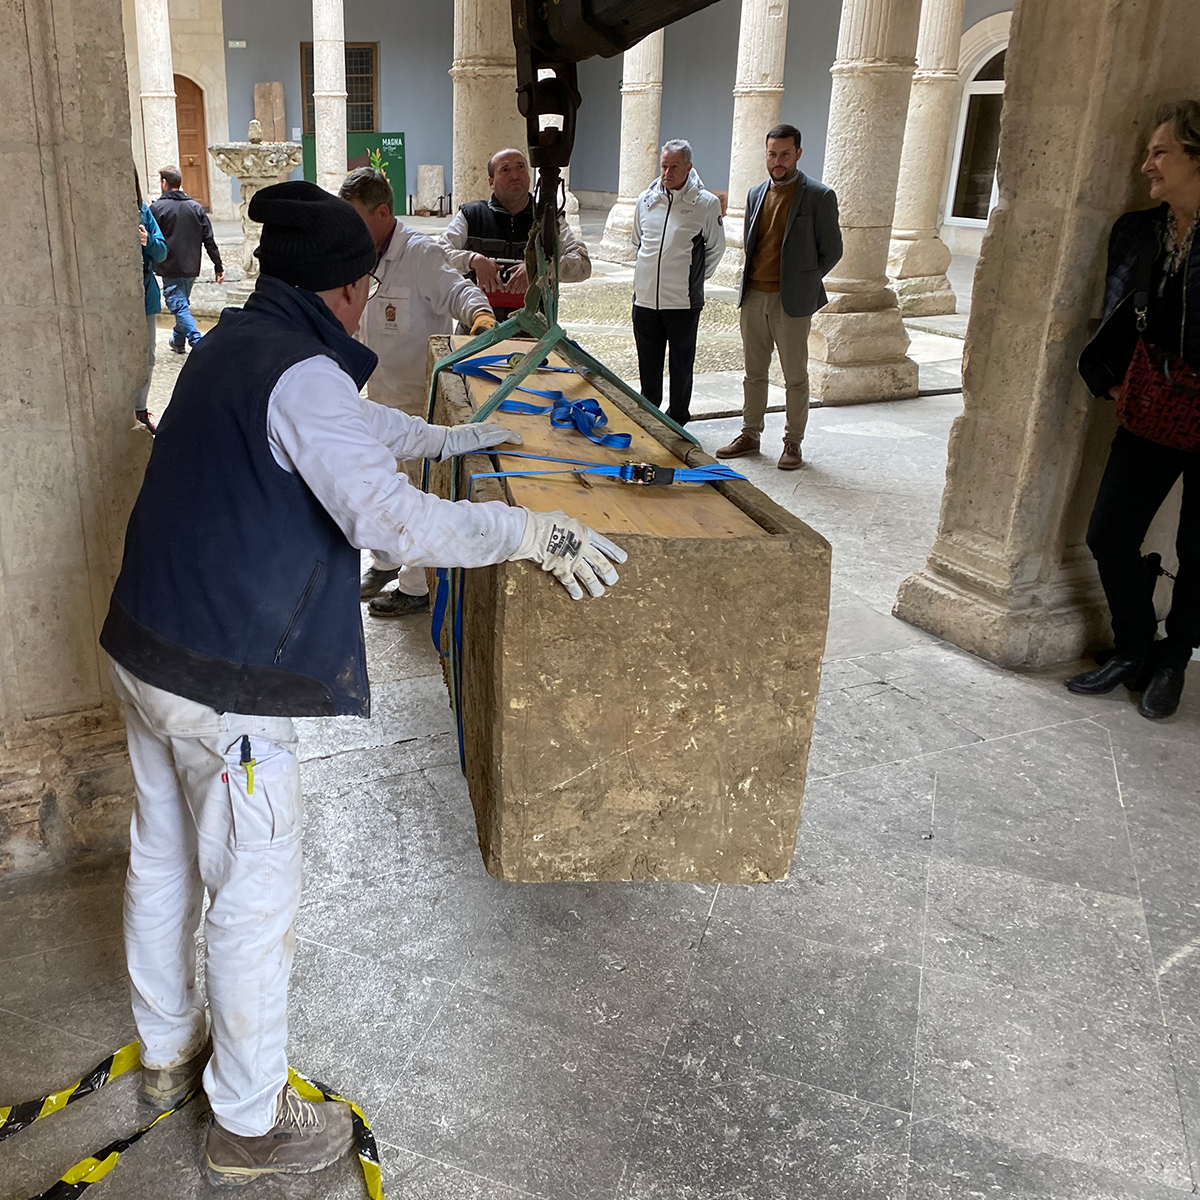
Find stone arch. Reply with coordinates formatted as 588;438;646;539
938;10;1012;254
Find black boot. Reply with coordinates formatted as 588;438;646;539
1138;662;1188;719
1065;654;1152;695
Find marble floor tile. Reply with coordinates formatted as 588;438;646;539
461;882;710;1053
298;732;460;797
1146;916;1200;1034
923;857;1159;1020
907;1120;1193;1200
808;680;980;780
286;939;452;1113
717;827;928;963
624;1053;909;1200
913;970;1190;1189
669;918;921;1111
823;590;942;662
374;986;657;1200
378;1146;538;1199
922;723;1139;896
294;674;453;762
1168;1029;1200;1188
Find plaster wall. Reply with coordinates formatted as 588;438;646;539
220;0;453;205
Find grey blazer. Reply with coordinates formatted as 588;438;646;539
738;172;842;318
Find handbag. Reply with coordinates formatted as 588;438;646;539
1115;234;1200;451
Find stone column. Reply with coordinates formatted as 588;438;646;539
450;0;527;205
894;0;1199;667
713;0;790;287
312;0;346;193
809;0;922;404
2;0;149;875
887;0;965;315
133;0;177;184
598;31;665;264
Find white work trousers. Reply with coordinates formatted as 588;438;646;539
110;660;303;1137
368;384;431;596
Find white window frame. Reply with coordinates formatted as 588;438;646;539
944;73;1006;228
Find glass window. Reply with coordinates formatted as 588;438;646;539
952;93;1004;220
975;50;1005;81
301;43;378;135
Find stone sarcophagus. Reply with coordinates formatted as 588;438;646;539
426;337;831;883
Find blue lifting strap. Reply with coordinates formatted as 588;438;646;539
466;451;748;491
451;356;632;449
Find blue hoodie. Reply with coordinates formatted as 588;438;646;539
140;203;168;315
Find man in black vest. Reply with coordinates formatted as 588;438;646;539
100;182;624;1187
438;147;591;319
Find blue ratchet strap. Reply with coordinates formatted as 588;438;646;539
451;357;633;450
465;451;748;492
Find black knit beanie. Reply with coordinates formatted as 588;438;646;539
249;181;376;291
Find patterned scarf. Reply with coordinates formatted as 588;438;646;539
1159;208;1199;294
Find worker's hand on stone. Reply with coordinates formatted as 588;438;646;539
438;421;523;460
509;509;627;601
470;311;497;335
471;254;502;293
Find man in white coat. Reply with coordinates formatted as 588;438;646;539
340;166;497;617
631;140;726;426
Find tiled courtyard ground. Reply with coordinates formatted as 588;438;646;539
3;390;1198;1200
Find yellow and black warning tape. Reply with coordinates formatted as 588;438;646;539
1;1040;384;1200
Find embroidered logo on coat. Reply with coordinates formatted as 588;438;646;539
384;303;397;323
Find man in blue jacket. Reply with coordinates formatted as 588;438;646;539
150;165;225;353
717;124;842;470
101;181;625;1187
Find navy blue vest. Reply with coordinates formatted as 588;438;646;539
101;276;378;717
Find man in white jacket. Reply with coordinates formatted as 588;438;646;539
631;140;726;426
340;167;497;617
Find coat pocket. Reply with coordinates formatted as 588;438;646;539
222;735;302;851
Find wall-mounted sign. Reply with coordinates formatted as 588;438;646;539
301;132;407;197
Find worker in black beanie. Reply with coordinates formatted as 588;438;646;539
99;179;626;1187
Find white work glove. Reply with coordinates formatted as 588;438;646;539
438;421;523;460
509;509;628;600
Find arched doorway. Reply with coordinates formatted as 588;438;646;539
174;74;210;209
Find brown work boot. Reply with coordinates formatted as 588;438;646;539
778;441;803;470
141;1036;211;1111
203;1083;354;1187
715;432;761;459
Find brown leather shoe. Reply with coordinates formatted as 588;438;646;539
715;432;761;459
778;441;803;470
141;1036;211;1111
203;1084;354;1186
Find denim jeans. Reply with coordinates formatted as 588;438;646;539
161;276;201;348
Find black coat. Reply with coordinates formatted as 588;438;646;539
150;189;223;279
1078;204;1200;397
738;172;842;318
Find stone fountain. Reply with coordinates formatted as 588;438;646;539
208;120;304;305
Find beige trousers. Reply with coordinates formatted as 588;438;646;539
739;288;812;445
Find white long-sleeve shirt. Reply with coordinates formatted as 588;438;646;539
358;218;490;409
266;354;526;568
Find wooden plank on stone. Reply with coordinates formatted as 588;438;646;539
449;336;766;539
425;336;831;885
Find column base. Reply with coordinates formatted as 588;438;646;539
229;278;256;307
894;564;1111;670
809;308;919;404
1;707;133;877
711;215;745;288
892;274;957;316
597;198;638;264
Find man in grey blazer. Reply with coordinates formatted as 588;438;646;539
717;124;842;469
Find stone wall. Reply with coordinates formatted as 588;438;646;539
1;0;148;874
895;0;1200;667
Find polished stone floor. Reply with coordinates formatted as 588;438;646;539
3;385;1199;1200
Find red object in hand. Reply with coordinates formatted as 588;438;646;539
484;288;527;311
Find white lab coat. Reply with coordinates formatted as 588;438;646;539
359;218;490;415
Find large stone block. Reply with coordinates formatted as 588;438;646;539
425;338;831;883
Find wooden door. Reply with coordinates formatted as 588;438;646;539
174;75;210;209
